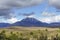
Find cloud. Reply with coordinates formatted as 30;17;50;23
0;0;43;9
40;15;60;23
40;17;52;23
7;18;20;24
48;0;60;9
0;9;13;19
40;11;60;23
0;0;43;19
19;12;35;18
42;12;56;17
25;15;35;18
23;12;35;16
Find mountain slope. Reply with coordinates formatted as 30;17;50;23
49;22;60;27
0;23;11;27
13;18;48;27
0;18;60;27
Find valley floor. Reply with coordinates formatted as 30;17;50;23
0;26;60;40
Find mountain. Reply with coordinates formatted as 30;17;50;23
49;22;60;27
0;18;60;27
0;23;11;27
13;17;49;27
13;17;60;27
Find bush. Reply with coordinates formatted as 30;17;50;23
0;30;60;40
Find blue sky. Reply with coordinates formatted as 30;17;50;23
0;0;60;23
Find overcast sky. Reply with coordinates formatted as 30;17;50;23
0;0;60;24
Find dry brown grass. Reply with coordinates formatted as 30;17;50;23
0;26;59;31
0;26;60;37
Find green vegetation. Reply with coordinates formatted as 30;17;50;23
0;27;60;40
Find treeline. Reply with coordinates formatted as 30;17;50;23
0;29;60;40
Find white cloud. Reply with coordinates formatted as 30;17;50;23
42;12;56;17
7;18;20;24
25;15;35;18
55;15;60;22
40;15;60;23
40;17;52;23
39;11;60;23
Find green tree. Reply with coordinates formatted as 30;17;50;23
8;33;19;40
0;30;7;40
38;32;48;40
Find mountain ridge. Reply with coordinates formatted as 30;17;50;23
0;18;60;27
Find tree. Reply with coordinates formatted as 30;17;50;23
0;30;7;40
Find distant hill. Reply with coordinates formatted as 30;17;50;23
0;23;11;27
0;18;60;27
49;22;60;27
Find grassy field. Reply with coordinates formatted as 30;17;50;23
0;26;60;35
0;26;60;40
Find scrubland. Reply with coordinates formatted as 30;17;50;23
0;26;60;40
